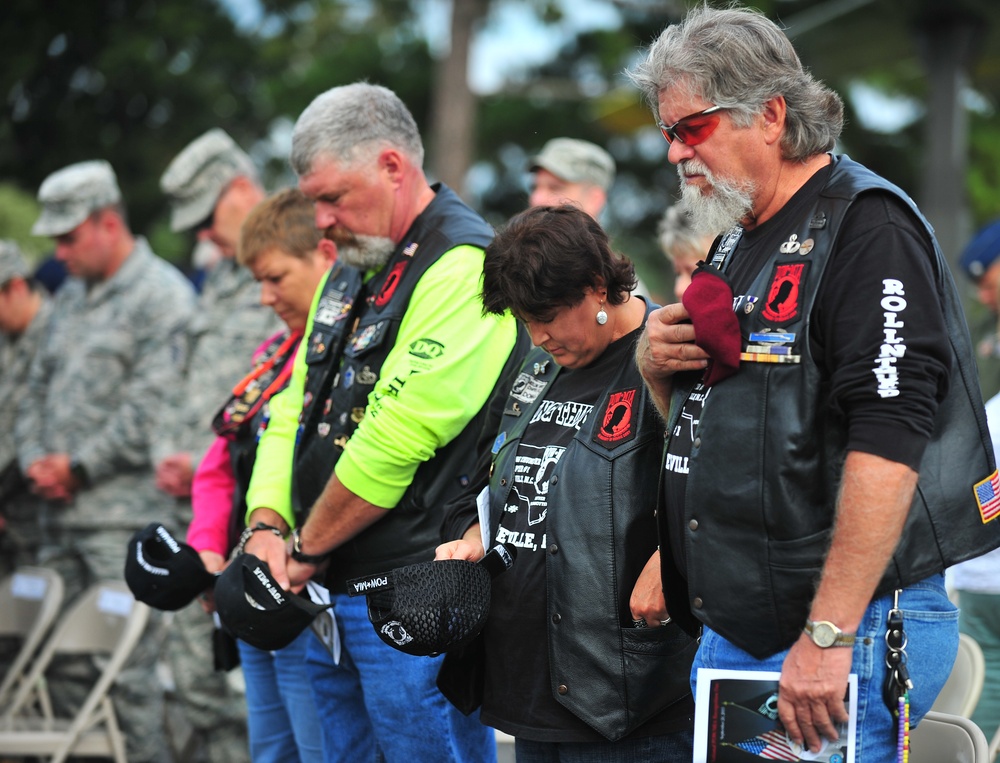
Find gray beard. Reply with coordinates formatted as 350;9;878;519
338;235;396;270
678;161;756;238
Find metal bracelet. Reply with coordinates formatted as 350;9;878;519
232;522;285;558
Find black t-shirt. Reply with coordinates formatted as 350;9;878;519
481;327;691;742
664;165;952;573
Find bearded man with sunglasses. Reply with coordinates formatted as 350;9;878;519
630;6;1000;760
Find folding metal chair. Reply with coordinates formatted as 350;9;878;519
0;566;64;712
0;580;150;763
932;632;987;718
911;710;990;763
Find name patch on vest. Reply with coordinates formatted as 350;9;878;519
595;388;637;447
761;263;807;324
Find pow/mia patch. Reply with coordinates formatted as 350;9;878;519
595;388;637;446
761;263;808;324
510;372;546;405
375;261;409;308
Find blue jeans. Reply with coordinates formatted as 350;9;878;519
239;629;325;763
693;574;958;761
305;593;496;763
514;730;693;762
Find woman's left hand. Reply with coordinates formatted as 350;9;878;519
629;550;672;627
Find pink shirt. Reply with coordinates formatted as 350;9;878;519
187;331;298;556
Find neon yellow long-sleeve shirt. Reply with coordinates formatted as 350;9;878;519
245;244;516;528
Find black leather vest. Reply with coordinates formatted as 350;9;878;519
292;184;501;590
661;156;1000;658
489;314;697;741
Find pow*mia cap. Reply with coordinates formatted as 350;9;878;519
124;523;217;611
32;160;122;237
529;138;616;192
160;128;256;232
347;544;516;657
0;240;31;285
960;219;1000;281
214;553;330;651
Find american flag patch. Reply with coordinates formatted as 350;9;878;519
974;469;1000;523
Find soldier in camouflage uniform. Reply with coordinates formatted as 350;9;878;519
0;241;53;574
18;160;196;763
155;129;280;763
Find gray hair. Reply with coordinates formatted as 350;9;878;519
290;83;424;176
628;4;843;162
658;205;709;262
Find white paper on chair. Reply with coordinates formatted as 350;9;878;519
97;588;135;617
693;668;857;763
11;573;47;600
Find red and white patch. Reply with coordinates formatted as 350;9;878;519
761;263;806;324
597;388;636;444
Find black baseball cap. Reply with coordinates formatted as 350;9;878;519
214;553;330;651
347;544;516;657
124;522;216;611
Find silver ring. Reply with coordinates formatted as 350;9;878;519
660;618;672;627
632;617;648;628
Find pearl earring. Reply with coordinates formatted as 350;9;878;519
596;300;608;326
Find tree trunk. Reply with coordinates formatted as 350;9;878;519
427;0;488;198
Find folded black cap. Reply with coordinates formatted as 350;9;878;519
347;544;516;657
124;522;216;611
214;553;329;651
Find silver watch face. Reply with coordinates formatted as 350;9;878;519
812;621;839;648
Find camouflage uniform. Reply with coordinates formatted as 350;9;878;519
17;196;195;763
156;128;280;763
0;296;53;573
159;258;277;763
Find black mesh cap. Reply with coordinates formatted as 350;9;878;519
347;559;493;657
124;523;216;611
214;553;329;651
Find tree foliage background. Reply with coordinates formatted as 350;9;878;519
2;0;999;297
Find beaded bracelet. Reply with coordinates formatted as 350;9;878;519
232;522;285;558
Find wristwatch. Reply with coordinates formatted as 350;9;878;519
69;457;89;488
804;619;856;648
290;527;331;565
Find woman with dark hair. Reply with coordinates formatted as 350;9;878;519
436;204;696;761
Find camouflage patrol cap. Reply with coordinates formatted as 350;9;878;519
161;128;257;232
0;240;31;284
32;160;122;237
529;138;616;191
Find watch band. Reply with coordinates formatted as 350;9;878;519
804;618;857;648
291;527;331;565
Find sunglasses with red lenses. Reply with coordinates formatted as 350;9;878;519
657;105;727;146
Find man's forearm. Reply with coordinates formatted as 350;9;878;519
808;450;917;631
296;473;390;558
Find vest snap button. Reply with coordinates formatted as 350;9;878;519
694;436;702;449
500;478;507;486
688;519;698;531
550;475;558;485
692;597;703;609
552;613;562;624
548;544;558;555
558;684;568;695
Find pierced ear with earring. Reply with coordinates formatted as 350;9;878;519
596;296;608;326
